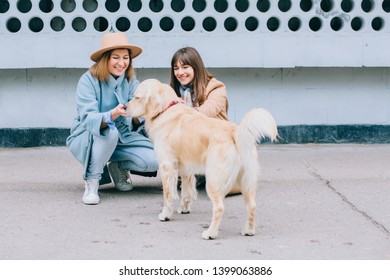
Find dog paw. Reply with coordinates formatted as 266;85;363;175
158;213;170;222
201;230;217;240
241;229;255;236
177;208;190;214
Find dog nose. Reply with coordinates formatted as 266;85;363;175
123;104;127;110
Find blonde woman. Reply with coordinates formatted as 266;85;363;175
67;32;158;205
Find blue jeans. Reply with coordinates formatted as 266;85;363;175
86;128;159;180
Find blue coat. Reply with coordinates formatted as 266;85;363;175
66;71;153;179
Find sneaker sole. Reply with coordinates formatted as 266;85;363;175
115;186;133;192
82;197;100;205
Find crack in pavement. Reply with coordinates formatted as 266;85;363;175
303;160;390;239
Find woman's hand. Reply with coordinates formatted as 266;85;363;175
111;104;128;121
100;104;128;130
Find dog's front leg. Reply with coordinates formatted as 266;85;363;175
178;174;197;214
158;161;179;222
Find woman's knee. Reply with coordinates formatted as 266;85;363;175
106;128;119;144
147;156;159;172
142;148;159;172
94;128;118;148
119;149;159;172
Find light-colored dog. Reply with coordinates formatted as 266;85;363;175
126;79;278;239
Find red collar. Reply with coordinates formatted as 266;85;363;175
166;100;182;110
152;100;183;120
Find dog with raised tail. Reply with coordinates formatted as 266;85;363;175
126;78;278;239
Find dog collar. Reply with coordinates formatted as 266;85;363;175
166;100;182;110
152;100;184;121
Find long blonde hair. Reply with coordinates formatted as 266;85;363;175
89;49;135;82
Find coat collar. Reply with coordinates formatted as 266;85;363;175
108;73;125;86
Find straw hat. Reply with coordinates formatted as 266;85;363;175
90;32;142;62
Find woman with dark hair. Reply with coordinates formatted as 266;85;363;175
169;47;229;121
170;47;238;192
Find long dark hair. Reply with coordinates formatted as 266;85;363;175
169;47;214;106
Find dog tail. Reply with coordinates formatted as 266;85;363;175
236;108;278;146
235;108;278;186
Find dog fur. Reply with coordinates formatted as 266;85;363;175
126;78;278;239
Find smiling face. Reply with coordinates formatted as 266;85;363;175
173;61;194;86
108;49;130;78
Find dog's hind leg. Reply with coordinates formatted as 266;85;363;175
202;185;224;240
158;160;179;222
241;188;256;236
178;174;197;214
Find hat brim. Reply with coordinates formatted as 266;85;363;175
90;45;142;62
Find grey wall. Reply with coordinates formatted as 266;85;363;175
1;0;390;145
1;67;389;128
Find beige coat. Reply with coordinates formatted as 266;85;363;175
195;78;229;121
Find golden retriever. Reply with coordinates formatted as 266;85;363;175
126;79;278;239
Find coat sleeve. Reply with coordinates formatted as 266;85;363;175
76;73;107;137
195;79;228;119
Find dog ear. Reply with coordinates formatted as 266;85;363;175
145;83;165;119
159;83;178;103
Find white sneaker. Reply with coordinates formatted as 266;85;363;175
108;162;133;191
82;179;100;205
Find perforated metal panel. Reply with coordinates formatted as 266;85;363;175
2;0;389;33
0;0;389;68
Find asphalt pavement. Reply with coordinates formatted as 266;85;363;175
1;144;390;260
